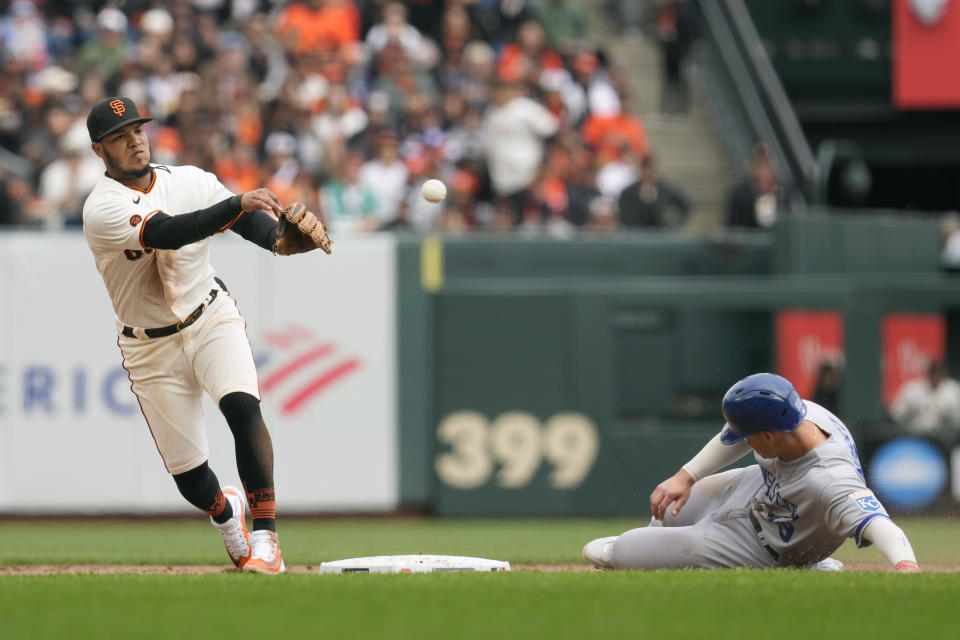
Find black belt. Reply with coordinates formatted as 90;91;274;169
748;510;781;562
122;278;227;339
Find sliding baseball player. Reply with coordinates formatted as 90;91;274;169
584;373;921;572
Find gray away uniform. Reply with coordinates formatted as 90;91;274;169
611;401;890;569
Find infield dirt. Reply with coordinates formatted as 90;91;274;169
2;562;958;575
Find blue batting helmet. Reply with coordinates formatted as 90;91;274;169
719;373;807;444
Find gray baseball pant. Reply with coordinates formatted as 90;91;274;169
610;466;778;569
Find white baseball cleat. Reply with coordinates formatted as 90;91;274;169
211;486;251;568
582;536;618;569
243;530;286;574
809;557;844;572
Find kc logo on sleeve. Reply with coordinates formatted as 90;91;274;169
849;490;884;513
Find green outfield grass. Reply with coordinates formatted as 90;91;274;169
1;517;957;639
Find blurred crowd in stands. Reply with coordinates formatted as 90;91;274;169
0;0;746;235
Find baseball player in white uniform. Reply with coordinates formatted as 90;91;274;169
583;373;922;572
82;97;309;574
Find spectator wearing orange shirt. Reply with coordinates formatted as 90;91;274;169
215;144;262;196
273;0;360;59
497;20;565;87
580;89;649;165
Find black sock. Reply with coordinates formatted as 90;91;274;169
172;461;233;523
220;392;277;532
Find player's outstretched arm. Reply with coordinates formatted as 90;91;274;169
142;188;281;250
861;517;922;572
229;209;280;251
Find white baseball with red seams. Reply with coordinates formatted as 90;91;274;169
421;178;447;203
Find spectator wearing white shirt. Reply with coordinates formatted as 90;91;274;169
939;212;960;272
2;0;50;70
146;55;187;122
365;2;437;68
312;83;369;152
359;131;409;226
36;124;103;228
889;361;960;446
483;82;558;224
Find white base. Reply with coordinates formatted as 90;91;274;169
318;554;511;574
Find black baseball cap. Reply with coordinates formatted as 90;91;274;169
87;97;153;142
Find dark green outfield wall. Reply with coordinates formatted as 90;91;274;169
773;209;943;274
397;213;955;515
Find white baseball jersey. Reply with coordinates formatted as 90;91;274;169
82;165;238;329
749;400;888;565
83;164;259;475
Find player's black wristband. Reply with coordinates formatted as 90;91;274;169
229;209;279;251
141;194;243;250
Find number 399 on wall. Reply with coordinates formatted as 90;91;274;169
434;411;600;490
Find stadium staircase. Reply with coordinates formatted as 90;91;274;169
591;6;736;232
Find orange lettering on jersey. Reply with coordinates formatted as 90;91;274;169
110;100;126;116
129;214;142;227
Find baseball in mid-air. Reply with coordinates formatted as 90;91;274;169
421;179;447;203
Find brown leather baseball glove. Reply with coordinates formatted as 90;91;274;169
272;202;333;256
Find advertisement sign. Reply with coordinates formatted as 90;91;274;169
882;313;945;407
775;310;844;398
869;437;949;511
893;0;960;109
0;232;397;513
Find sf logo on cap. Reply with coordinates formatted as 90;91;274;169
110;99;126;116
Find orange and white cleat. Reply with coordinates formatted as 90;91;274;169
211;486;251;568
243;530;286;574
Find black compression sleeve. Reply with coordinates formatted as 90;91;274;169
229;209;279;251
141;194;243;250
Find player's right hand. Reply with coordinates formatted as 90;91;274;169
241;188;282;217
650;469;696;521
